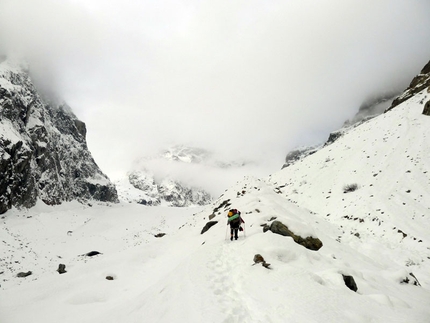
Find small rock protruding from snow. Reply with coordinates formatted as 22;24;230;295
85;251;102;257
253;254;271;269
342;274;358;292
16;271;32;278
57;264;67;274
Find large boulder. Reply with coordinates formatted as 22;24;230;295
269;220;323;251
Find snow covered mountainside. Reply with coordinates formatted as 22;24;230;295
282;91;400;169
2;78;430;322
0;60;430;323
116;145;249;206
0;59;118;213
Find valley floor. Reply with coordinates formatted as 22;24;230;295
1;199;430;323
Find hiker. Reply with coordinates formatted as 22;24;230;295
227;209;244;241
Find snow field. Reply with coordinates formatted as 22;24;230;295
2;90;430;322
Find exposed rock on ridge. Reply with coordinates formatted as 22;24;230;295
0;59;118;213
127;171;212;207
386;59;430;111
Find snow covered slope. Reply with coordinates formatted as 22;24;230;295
1;86;430;322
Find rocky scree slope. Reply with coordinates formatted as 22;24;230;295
0;59;118;214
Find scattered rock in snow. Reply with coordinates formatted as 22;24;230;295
16;271;32;278
343;183;358;193
57;264;67;274
201;221;218;234
213;199;231;214
268;221;323;251
342;274;358;292
85;251;102;257
209;213;216;220
154;233;166;238
253;254;271;269
401;273;421;286
106;276;114;281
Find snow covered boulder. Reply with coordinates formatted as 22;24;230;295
269;220;323;251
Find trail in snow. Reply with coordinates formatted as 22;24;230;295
207;241;258;323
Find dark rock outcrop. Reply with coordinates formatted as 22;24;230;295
282;146;319;169
423;101;430;116
0;59;118;214
342;274;358;292
386;59;430;112
268;220;323;251
201;221;218;234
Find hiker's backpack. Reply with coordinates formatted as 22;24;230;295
228;209;241;224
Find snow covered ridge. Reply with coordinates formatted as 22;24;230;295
282;92;400;169
0;59;118;214
116;170;212;207
116;145;252;207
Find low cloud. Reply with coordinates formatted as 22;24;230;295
1;0;430;187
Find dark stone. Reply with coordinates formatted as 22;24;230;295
253;254;271;269
269;221;323;251
213;199;231;213
422;101;430;116
201;221;218;234
342;274;358;292
154;233;166;238
17;271;32;278
57;264;67;274
106;276;114;280
325;131;343;145
85;251;102;257
209;213;216;220
262;224;270;232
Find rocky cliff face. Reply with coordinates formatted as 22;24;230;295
386;59;430;111
0;59;118;214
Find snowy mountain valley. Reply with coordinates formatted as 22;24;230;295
2;85;430;322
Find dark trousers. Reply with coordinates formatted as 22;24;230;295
230;227;239;239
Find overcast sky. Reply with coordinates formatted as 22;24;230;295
1;0;430;187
